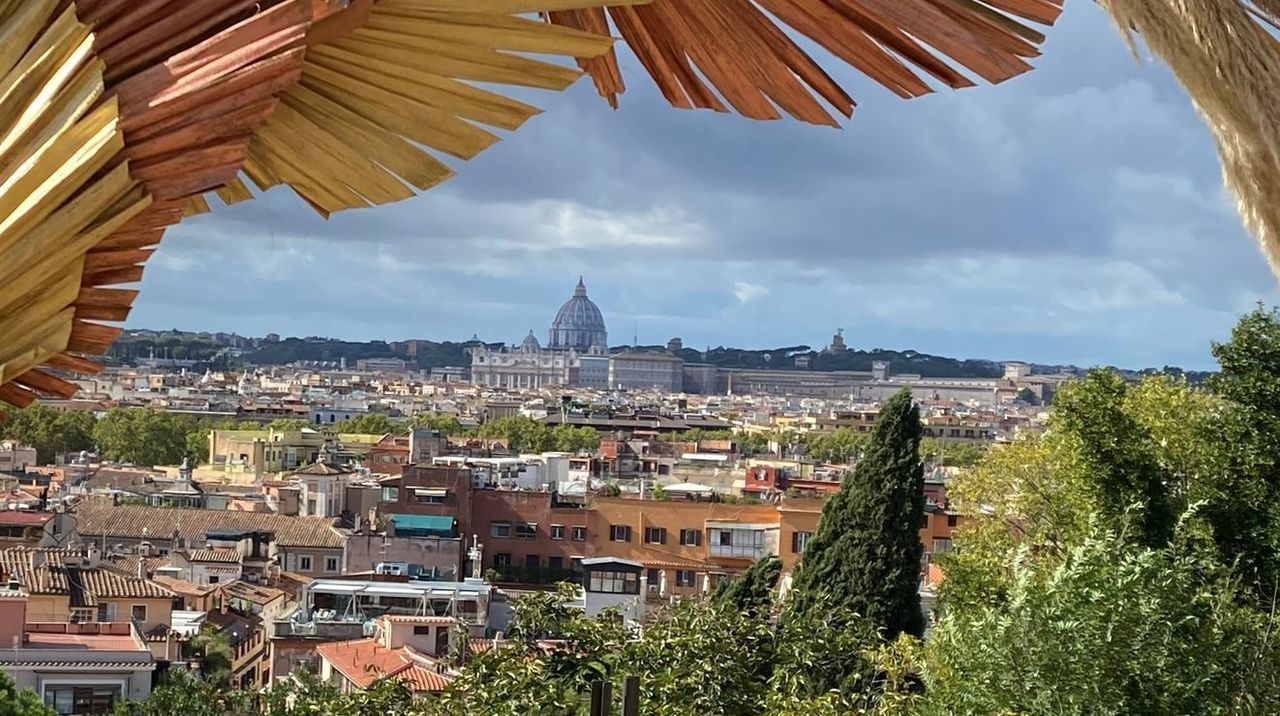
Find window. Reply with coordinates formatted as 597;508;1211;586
515;523;537;540
932;539;953;554
791;531;812;554
493;553;511;568
325;557;340;572
947;514;959;528
70;608;94;623
571;526;587;541
96;605;109;621
609;525;631;542
127;604;147;622
548;556;563;571
526;554;540;568
647;568;662;586
491;522;512;539
643;527;666;545
413;625;433;635
588;569;640;594
709;529;766;559
45;685;121;715
208;576;220;584
675;570;696;588
550;524;565;540
679;529;702;546
299;556;313;571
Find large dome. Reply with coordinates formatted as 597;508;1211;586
548;278;608;352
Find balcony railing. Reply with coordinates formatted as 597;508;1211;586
709;544;766;559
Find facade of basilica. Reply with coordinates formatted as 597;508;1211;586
469;279;610;389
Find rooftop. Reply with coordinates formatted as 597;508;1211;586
74;499;345;549
315;638;453;693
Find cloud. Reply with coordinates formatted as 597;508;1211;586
732;282;769;303
128;4;1280;370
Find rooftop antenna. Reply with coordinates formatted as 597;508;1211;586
633;321;638;348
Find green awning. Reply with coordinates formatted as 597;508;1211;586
389;513;456;538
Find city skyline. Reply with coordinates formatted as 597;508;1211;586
131;3;1279;372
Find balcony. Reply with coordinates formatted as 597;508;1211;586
707;523;775;560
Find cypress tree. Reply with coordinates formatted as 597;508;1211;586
713;554;782;616
789;388;926;639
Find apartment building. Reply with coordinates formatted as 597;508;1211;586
0;439;37;472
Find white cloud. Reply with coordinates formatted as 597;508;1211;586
732;281;768;303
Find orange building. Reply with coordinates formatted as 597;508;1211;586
588;497;780;598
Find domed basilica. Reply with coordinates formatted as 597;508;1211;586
469;279;611;389
549;277;607;353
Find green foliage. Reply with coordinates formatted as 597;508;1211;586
190;624;234;688
332;414;398;435
1050;371;1176;548
802;428;867;464
0;671;54;716
924;526;1279;715
93;408;190;466
713;554;781;616
471;417;598;453
917;438;985;468
1015;387;1038;404
790;389;926;641
267;418;312;432
112;668;255;716
0;404;95;464
407;413;463;435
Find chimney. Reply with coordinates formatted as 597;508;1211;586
137;558;147;580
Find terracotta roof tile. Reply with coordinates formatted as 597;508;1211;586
315;639;454;693
74;499;345;549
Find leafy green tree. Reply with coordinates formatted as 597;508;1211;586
406;413;463;435
0;404;95;464
93;408;188;466
1050;371;1176;548
190;623;234;688
332;414;399;435
1016;387;1038;404
918;437;985;468
789;389;925;640
1205;304;1280;597
923;526;1279;715
267;418;312;432
713;554;781;616
550;424;599;452
0;671;54;716
802;427;868;464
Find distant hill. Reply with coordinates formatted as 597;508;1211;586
114;329;1212;380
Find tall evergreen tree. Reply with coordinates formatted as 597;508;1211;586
789;389;925;639
714;554;782;616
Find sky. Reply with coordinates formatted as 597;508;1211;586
133;4;1280;371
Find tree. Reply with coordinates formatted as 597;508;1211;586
92;408;188;466
713;554;781;617
332;414;399;435
802;428;867;464
190;623;234;689
1015;387;1037;404
1050;371;1176;548
267;418;312;432
0;404;95;465
550;424;599;452
0;671;54;716
789;389;925;641
406;413;463;435
923;527;1280;715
